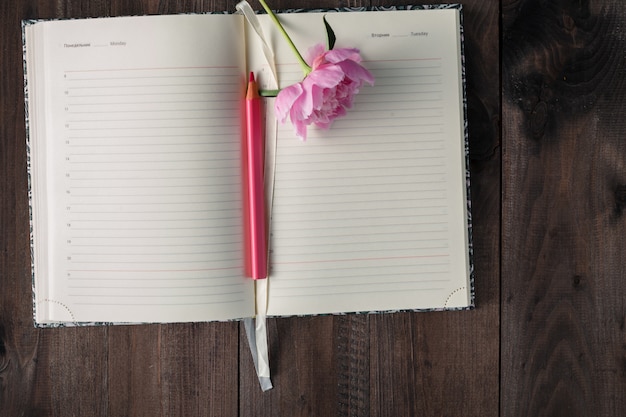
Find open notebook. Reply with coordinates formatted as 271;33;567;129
23;5;473;325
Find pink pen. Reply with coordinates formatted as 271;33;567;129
244;72;267;279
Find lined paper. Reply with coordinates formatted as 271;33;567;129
260;9;471;315
26;9;471;323
33;15;255;323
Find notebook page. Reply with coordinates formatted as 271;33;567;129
28;15;255;323
257;9;471;316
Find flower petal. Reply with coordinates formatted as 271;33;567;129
335;60;375;85
324;47;362;64
304;65;345;88
305;43;327;67
302;66;344;113
275;83;303;123
293;118;308;140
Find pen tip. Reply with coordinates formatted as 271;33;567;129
249;72;255;82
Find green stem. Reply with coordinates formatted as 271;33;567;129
259;89;280;97
258;0;312;76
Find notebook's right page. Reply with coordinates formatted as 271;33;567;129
266;7;472;316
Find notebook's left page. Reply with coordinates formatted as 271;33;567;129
24;14;255;325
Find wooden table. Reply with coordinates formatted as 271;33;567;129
1;0;625;416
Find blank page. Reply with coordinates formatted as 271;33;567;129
262;9;472;316
26;15;255;323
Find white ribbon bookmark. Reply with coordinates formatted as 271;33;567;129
237;0;275;391
243;277;272;391
236;0;279;88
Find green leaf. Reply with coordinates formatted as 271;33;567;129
323;15;336;50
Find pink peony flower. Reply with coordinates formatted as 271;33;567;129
275;44;374;140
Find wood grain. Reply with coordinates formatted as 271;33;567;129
367;1;501;416
502;0;626;415
160;323;239;417
107;325;162;417
1;1;48;416
240;316;339;417
1;0;500;416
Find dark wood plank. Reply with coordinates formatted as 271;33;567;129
335;314;371;417
30;327;109;416
106;0;242;415
159;323;239;417
0;1;240;417
0;1;78;416
502;0;626;415
366;0;502;415
240;1;501;416
107;325;162;417
239;316;339;417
